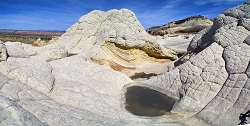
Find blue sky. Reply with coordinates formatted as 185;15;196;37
0;0;245;31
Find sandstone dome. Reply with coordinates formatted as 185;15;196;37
53;9;178;76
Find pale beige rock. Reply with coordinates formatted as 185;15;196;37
1;1;250;126
125;2;250;126
6;57;54;94
34;44;68;61
0;59;181;126
0;43;7;61
147;16;213;36
0;95;48;126
50;9;178;76
5;42;36;58
49;54;135;119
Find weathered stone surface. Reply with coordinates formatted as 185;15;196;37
147;15;213;36
55;9;176;59
239;18;250;31
0;42;7;61
126;1;250;126
187;27;211;52
49;54;134;119
244;35;250;45
157;34;194;54
247;64;250;77
224;4;250;19
214;14;238;29
0;9;184;126
214;23;250;48
0;95;48;126
142;68;182;99
49;9;179;76
34;45;68;61
187;14;237;53
211;78;250;126
0;59;180;126
1;1;250;126
6;57;54;94
197;74;248;125
172;43;228;114
223;43;250;74
5;42;36;58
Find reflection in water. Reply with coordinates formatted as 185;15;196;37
125;86;176;117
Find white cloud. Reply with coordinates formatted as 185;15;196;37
136;0;187;28
161;0;183;9
194;0;244;5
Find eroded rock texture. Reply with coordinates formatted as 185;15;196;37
0;9;182;126
51;9;179;76
147;15;213;36
0;41;7;61
0;1;249;126
129;1;250;126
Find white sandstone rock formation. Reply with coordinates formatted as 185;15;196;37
0;95;48;126
5;42;36;58
0;9;181;125
127;1;250;126
147;15;213;36
0;41;7;61
55;9;174;57
51;9;178;76
0;1;249;126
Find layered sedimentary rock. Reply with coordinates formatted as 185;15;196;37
147;16;213;57
0;1;249;126
0;9;182;126
147;16;213;36
51;9;179;76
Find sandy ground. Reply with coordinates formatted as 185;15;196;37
157;34;195;53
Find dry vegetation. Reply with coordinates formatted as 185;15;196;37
0;30;64;45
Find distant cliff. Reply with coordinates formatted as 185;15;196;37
0;29;64;44
147;15;213;36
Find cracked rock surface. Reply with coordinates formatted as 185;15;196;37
0;41;7;61
131;1;250;126
0;1;250;126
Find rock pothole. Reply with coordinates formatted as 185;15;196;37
124;86;176;117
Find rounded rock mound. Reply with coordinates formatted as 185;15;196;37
53;9;178;76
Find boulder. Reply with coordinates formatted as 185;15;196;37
34;45;68;62
5;42;36;58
